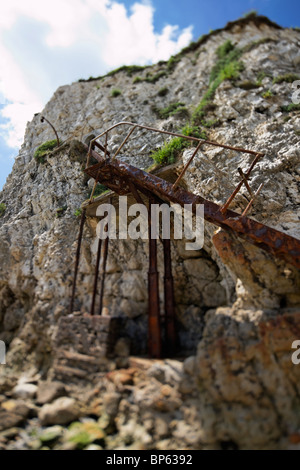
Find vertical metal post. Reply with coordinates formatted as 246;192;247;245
70;208;86;313
98;197;112;316
98;235;109;316
148;196;162;358
163;238;177;356
90;237;102;316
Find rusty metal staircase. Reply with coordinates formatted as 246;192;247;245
70;121;300;359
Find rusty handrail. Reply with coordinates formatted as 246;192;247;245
86;121;265;213
40;116;60;147
88;121;264;164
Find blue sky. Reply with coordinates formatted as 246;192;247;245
0;0;299;190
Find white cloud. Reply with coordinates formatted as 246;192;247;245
0;0;193;149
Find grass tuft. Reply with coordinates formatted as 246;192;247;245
111;88;122;97
0;203;6;217
34;140;58;163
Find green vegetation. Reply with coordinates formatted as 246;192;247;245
111;88;122;97
243;37;275;53
192;40;244;126
256;71;273;86
242;10;258;19
107;64;147;77
0;203;6;217
89;183;109;199
167;55;181;71
74;208;82;217
209;40;243;83
273;73;300;84
66;422;105;450
80;65;149;82
133;76;142;84
56;206;67;218
151;124;206;165
34;140;58;163
281;103;300;113
150;39;244;165
152;102;189;119
200;118;220;128
157;87;169;97
262;89;273;98
145;71;167;83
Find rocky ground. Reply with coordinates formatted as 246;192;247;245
0;357;201;451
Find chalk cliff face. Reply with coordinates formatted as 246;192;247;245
0;15;300;449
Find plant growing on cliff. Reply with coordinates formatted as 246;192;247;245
111;88;122;97
151;125;206;165
0;203;6;217
150;40;243;165
88;183;109;199
34;140;58;164
273;73;300;84
191;40;244;125
74;208;84;217
262;89;273;99
281;103;300;113
152;102;189;119
56;206;67;218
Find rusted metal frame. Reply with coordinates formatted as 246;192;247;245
40;116;60;147
238;167;253;198
112;125;138;161
98;197;112;315
89;168;102;202
98;235;109;316
242;182;264;217
162;237;177;357
90;122;263;158
94;138;111;158
86;148;92;169
104;133;108;160
148;195;162;359
96;159;300;269
90;237;102;316
129;181;176;355
220;153;263;214
70;208;86;313
172;141;204;190
128;181;145;206
86;136;110;169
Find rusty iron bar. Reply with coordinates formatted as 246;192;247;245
220;153;263;214
70;208;86;313
84;158;300;269
94;139;111;158
238;167;253;198
112;125;138;160
148;196;162;358
128;181;145;206
91;122;263;156
242;182;264;217
98;235;109;316
40;116;60;147
86;121;263;170
163;237;177;357
98;197;112;316
172;141;203;190
90;237;102;316
89;178;99;202
104;133;108;160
